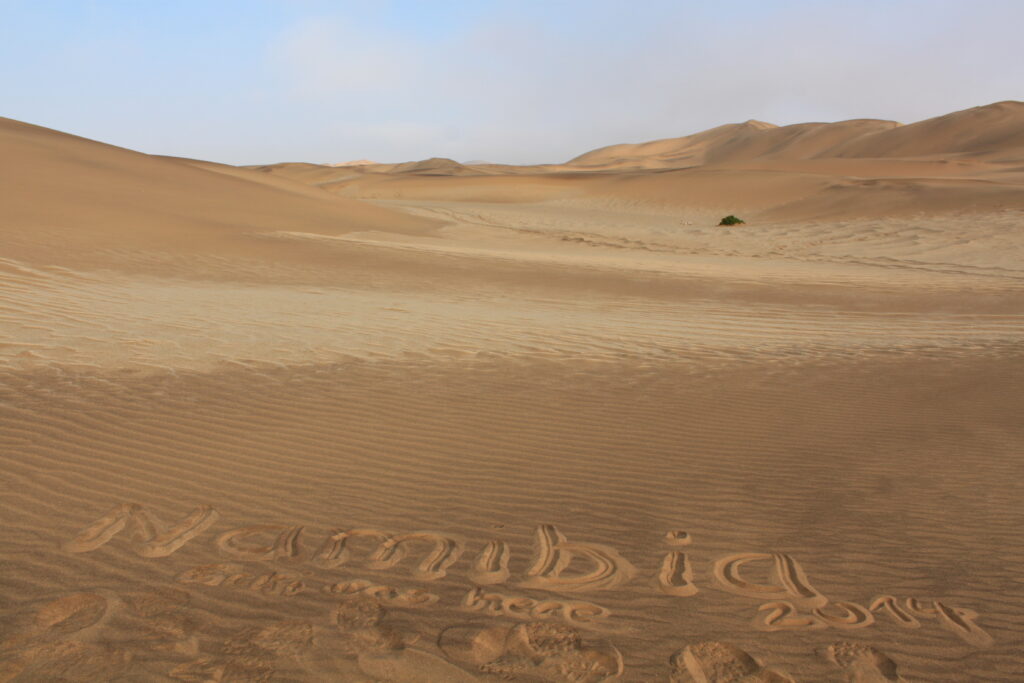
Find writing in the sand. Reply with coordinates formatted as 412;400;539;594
62;503;993;647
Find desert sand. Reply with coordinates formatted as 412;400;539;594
1;102;1023;681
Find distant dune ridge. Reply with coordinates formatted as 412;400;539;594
568;118;909;168
239;100;1024;221
568;101;1024;167
384;157;484;176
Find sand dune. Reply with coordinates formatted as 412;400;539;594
0;117;437;273
568;101;1024;168
567;120;780;168
565;118;907;169
250;101;1024;221
2;105;1023;681
384;158;488;176
830;101;1024;161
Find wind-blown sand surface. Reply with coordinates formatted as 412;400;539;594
2;104;1024;681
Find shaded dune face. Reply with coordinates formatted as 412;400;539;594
1;104;1023;681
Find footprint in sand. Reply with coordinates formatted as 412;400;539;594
170;653;275;682
123;587;191;619
2;641;133;682
0;592;132;682
1;587;211;681
332;596;409;657
356;648;483;683
669;641;795;683
28;592;113;637
170;619;316;682
318;596;481;682
121;588;200;658
0;592;112;655
439;620;623;682
824;642;903;682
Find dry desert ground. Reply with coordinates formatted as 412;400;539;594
1;102;1024;681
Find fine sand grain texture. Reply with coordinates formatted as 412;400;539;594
2;104;1024;681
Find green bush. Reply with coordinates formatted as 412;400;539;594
719;215;745;226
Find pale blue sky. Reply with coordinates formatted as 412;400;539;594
2;0;1021;164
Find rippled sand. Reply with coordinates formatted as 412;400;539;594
2;112;1024;681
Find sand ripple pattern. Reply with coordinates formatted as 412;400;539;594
2;356;1022;680
1;259;1021;371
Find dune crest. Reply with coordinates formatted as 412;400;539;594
246;101;1024;221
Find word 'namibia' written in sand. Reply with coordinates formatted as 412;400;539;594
62;503;992;647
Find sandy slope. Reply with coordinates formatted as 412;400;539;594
1;107;1024;681
0;117;438;274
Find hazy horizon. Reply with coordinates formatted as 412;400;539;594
3;0;1023;165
